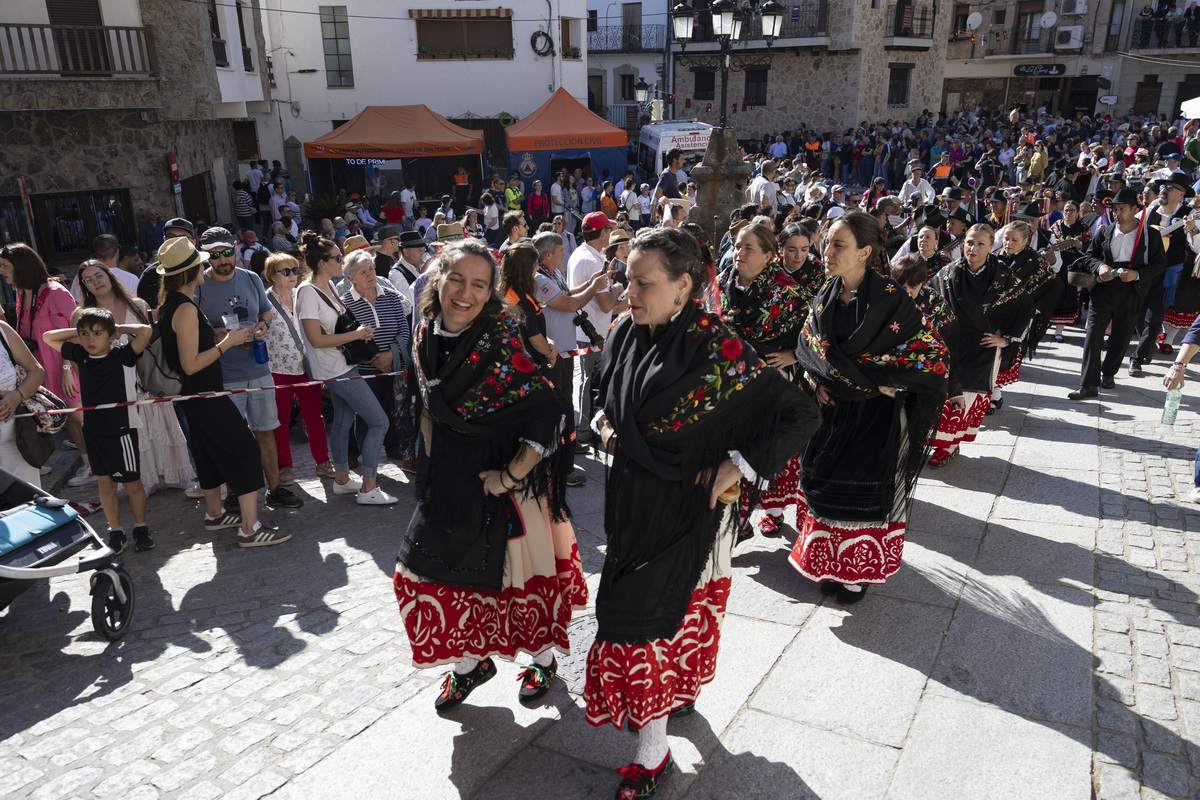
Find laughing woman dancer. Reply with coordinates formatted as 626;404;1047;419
393;240;587;712
587;227;818;799
788;212;949;605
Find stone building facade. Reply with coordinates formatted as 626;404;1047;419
941;0;1200;120
670;0;951;134
0;0;277;266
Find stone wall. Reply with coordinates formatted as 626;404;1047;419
671;0;950;133
673;51;864;134
0;110;238;227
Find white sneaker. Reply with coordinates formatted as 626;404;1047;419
357;487;398;505
183;481;203;499
39;466;52;476
1189;488;1200;503
67;466;96;487
332;476;363;495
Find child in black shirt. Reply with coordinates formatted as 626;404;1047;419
44;308;153;553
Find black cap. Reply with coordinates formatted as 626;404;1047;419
947;207;972;224
163;217;195;237
1064;164;1081;176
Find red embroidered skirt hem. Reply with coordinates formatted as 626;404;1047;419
393;494;588;668
584;576;731;731
788;511;906;584
995;347;1022;388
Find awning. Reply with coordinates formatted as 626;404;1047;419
408;8;513;18
303;105;485;159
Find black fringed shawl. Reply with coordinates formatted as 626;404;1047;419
999;246;1062;358
931;256;1034;393
397;310;570;591
795;268;949;523
593;300;820;643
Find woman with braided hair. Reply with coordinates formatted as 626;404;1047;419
587;227;818;799
788;212;950;604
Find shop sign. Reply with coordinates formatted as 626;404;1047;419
1014;64;1067;77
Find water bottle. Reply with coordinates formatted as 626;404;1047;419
1162;387;1182;426
253;337;269;365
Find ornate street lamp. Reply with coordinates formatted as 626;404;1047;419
672;0;783;130
634;76;651;104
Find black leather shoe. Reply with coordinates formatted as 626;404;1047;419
517;656;557;703
1101;374;1117;389
835;583;870;605
1068;386;1099;400
1128;360;1143;377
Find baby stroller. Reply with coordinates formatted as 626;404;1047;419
0;467;135;640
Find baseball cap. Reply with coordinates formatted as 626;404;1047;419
199;226;236;250
581;211;615;233
163;217;195;237
831;184;845;193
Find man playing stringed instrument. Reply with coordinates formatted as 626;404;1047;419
1130;174;1200;375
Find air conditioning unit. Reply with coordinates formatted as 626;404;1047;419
1061;0;1087;15
1056;25;1083;48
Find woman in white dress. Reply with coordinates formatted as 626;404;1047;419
0;320;47;487
78;260;196;493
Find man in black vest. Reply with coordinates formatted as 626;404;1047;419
1130;174;1198;373
1069;189;1167;399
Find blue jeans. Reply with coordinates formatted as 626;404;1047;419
874;161;890;188
859;157;874;186
328;367;388;477
821;158;834;179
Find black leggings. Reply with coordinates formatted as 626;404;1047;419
180;396;264;497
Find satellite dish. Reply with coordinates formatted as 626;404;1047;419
1040;11;1058;28
1096;76;1112;89
966;11;983;29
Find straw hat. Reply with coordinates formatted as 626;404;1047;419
342;234;378;254
437;223;465;241
155;236;210;275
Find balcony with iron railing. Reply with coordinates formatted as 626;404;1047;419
212;37;229;67
1127;18;1200;50
983;28;1054;56
588;24;667;53
241;44;254;72
883;3;935;47
675;1;829;45
0;23;158;76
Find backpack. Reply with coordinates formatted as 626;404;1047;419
256;183;271;205
135;325;183;398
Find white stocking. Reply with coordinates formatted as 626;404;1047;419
454;656;480;675
992;387;1003;402
635;716;669;768
1055;324;1065;337
533;650;555;667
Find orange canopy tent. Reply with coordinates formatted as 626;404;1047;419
505;88;627;151
303;105;484;159
505;88;629;186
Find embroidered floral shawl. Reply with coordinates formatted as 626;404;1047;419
705;260;807;353
398;309;569;591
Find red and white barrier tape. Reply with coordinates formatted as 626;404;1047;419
16;369;406;418
21;344;607;418
558;344;603;358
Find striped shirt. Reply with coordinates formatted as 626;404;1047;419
233;189;254;218
336;278;410;368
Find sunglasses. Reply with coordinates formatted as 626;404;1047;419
278;267;301;276
208;248;236;259
81;276;104;287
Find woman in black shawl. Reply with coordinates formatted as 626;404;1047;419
788;212;950;605
990;219;1062;409
704;221;809;539
393;240;587;713
1047;202;1091;340
587;228;819;800
928;224;1034;464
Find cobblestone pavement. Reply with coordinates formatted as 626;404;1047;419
2;331;1200;799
